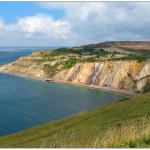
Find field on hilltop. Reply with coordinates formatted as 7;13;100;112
82;41;150;54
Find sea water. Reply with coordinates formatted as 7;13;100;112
0;48;126;136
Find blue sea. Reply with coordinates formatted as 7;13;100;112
0;48;126;136
0;47;57;65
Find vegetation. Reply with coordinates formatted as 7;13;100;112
0;93;149;148
80;47;111;55
25;47;150;78
63;57;78;69
109;53;150;62
52;47;111;56
32;47;150;65
81;57;97;62
82;41;150;54
55;47;82;55
42;63;60;78
45;47;150;62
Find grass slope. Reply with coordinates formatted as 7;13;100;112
82;41;150;54
0;93;150;148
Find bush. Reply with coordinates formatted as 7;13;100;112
55;48;82;55
108;54;150;62
81;57;97;62
81;47;110;55
63;58;78;69
94;49;110;55
143;135;150;145
43;63;59;77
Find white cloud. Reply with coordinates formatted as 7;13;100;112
18;14;71;40
0;18;4;28
37;2;150;45
1;2;150;46
0;14;72;46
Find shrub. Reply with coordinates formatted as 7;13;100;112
63;58;78;69
81;57;97;62
108;53;150;61
43;63;59;77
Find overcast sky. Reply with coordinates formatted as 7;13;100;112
0;2;150;47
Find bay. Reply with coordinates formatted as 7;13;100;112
0;48;126;136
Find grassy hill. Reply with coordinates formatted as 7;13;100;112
0;46;149;80
82;41;150;54
26;47;150;78
0;92;149;148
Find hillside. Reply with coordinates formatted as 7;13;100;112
0;47;149;95
0;92;149;148
0;45;149;148
82;41;150;54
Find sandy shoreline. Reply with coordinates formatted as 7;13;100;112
49;80;136;97
0;71;136;97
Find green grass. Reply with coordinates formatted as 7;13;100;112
0;93;149;148
109;53;150;62
31;48;150;71
42;63;60;78
63;57;78;69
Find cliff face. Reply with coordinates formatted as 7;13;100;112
53;61;150;92
0;56;47;79
0;56;149;93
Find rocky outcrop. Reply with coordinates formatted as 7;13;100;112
54;61;150;93
0;56;47;79
0;56;149;94
136;63;150;92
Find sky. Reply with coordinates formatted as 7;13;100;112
0;2;150;47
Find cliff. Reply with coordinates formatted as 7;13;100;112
53;61;150;93
0;52;149;94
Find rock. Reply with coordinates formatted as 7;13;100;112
54;61;150;93
0;54;149;93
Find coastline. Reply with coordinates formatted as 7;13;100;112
0;71;136;97
49;80;136;97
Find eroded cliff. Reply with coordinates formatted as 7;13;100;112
54;61;150;93
0;53;149;94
